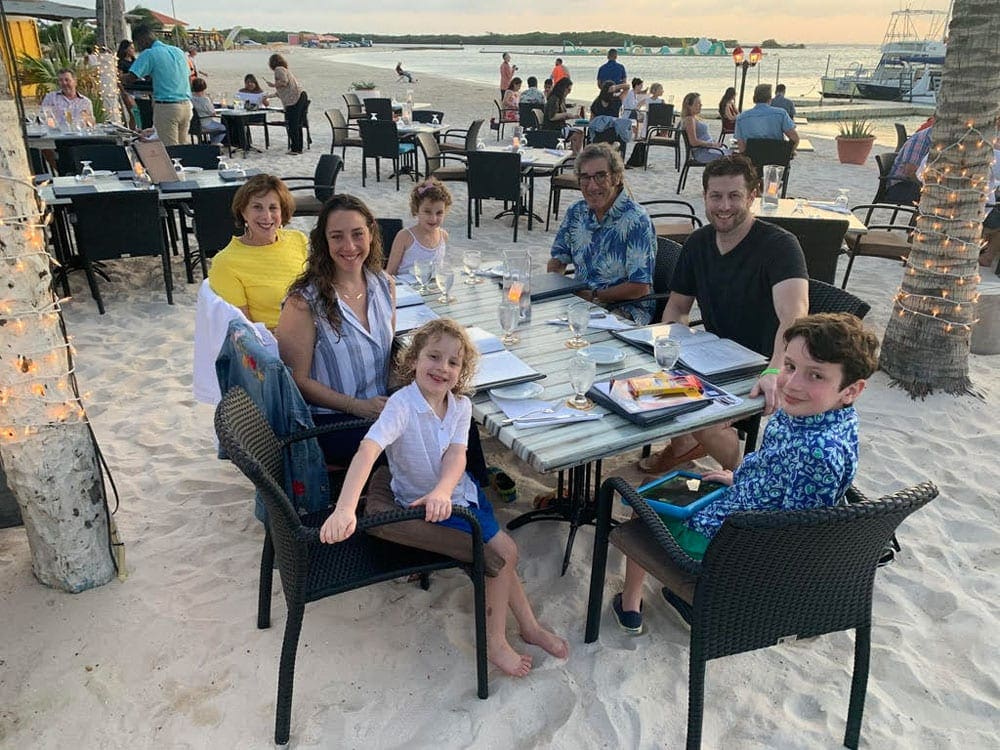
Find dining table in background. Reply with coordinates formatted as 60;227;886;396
751;197;869;235
416;274;763;574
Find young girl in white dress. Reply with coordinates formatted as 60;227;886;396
320;319;569;677
385;178;452;276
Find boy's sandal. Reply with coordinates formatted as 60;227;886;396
612;593;643;634
486;466;517;503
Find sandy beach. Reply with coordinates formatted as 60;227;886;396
1;47;997;749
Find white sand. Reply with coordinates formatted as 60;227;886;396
1;47;998;749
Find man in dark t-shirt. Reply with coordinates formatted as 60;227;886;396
639;155;809;474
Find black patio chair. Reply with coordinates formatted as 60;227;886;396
325;107;363;162
376;218;404;259
518;102;540;129
894;122;908;152
68;190;172;313
440;119;485;154
188;185;241;278
605;236;683;323
873;152;897;204
363;97;394;121
466;150;524;242
342;92;365;122
545;163;580;231
525;129;560;149
166;143;222;170
54;136;117;176
756;215;850;285
67;144;132;173
808;278;871;319
413;131;468;183
585;476;938;750
644;103;679;172
359;119;416;191
744;138;795;197
841;203;918;289
281;154;343;216
493;99;517;140
640;198;703;245
676;129;726;193
213;386;489;748
412;109;444;124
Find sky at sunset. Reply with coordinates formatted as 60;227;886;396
140;1;951;46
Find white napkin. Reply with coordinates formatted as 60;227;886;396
490;395;603;429
807;201;852;215
545;148;571;157
546;316;636;331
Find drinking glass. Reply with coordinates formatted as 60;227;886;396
171;158;184;173
653;335;681;371
566;353;597;410
556;138;566;151
475;138;486;151
216;155;229;171
78;160;95;182
835;188;850;211
434;263;456;303
462;249;482;284
565;300;591;349
498;301;520;345
412;258;431;293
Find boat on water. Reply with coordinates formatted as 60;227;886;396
821;5;949;104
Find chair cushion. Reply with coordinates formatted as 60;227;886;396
852;230;911;259
648;135;677;146
551;174;580;190
363;465;505;577
292;194;325;216
654;221;694;242
432;166;468;181
609;518;698;604
439;143;467;154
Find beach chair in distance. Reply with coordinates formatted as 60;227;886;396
841;203;918;289
439;118;484;154
280;154;343;216
640;198;703;245
213;386;492;747
756;215;849;285
585;476;939;750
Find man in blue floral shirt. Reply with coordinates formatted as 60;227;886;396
547;143;656;324
613;313;879;634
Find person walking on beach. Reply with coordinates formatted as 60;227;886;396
499;52;517;100
319;318;569;677
597;48;626;86
123;25;192;147
551;58;569;84
614;313;878;633
639;155;808;474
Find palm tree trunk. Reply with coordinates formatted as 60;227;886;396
95;0;129;52
0;63;115;591
880;0;1000;396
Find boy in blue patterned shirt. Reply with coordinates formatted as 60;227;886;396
613;313;879;633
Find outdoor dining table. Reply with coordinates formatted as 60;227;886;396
417;276;763;574
215;107;283;157
480;146;575;231
751;197;868;235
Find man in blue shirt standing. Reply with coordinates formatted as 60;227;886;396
596;49;626;86
124;25;192;146
770;83;796;118
734;83;799;153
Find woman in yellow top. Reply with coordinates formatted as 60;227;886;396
208;174;307;329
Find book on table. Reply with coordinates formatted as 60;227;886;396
613;323;768;384
465;326;545;391
525;273;590;302
587;367;737;427
395;303;439;333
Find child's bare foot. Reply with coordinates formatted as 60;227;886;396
521;624;570;659
489;641;532;677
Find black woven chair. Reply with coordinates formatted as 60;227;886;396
413;131;468;184
439;118;485;154
518;102;540;129
213;387;488;748
342;92;365;123
363;97;394;121
166;143;222;170
54;136;117;175
676;129;726;193
808;278;871;319
281;154;343;216
359;119;416;190
644;103;679;172
375;217;404;259
411;109;444;124
67;144;132;173
841;203;918;289
466;150;524;241
893;122;908;152
872;152;897;204
640;198;703;245
545;163;580;231
585;476;938;750
744;138;795;197
606;237;683;323
189;185;241;277
756;215;850;285
525;129;560;149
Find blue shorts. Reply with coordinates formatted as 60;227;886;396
436;486;500;543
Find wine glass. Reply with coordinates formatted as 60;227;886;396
556;138;566;151
78;160;95;182
566;353;597;410
434;263;456;303
171;157;184;174
653;335;681;371
412;258;432;293
462;249;482;284
216;155;229;171
476;138;486;151
834;188;850;211
565;300;591;349
498;301;520;345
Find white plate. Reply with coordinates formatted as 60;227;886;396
490;382;544;400
579;345;626;365
182;166;204;173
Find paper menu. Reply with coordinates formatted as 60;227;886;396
614;324;767;379
395;304;439;333
394;282;423;308
465;326;506;355
472;349;543;390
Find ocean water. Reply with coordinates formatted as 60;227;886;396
325;43;883;104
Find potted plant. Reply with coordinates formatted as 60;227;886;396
835;119;876;165
350;80;380;100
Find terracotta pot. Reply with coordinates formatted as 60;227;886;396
836;136;875;165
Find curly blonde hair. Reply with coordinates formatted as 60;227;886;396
395;319;479;396
409;177;453;215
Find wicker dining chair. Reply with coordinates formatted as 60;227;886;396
585;476;938;750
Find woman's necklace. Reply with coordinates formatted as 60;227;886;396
334;281;365;301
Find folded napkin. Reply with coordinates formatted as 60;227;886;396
490;394;603;429
546;316;636;331
544;148;571;157
807;201;852;215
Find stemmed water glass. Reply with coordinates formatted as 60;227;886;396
216;155;229;171
78;160;95;182
498;301;520;345
566;353;597;410
171;157;184;174
834;188;850;211
412;258;433;294
565;300;591;349
462;249;482;284
434;263;456;303
653;335;681;371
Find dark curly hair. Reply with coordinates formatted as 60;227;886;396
783;313;879;389
286;194;385;337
